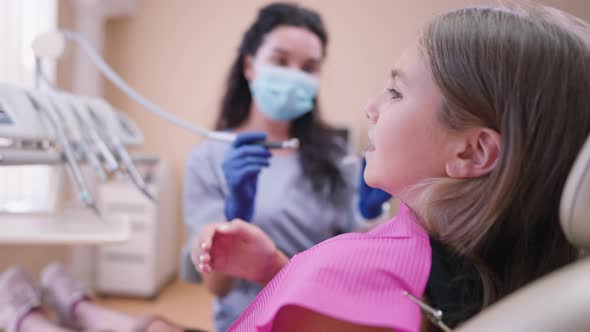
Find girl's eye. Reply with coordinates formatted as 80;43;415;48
388;88;402;99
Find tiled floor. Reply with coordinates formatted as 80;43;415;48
96;280;215;331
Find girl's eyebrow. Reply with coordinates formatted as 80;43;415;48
391;69;408;85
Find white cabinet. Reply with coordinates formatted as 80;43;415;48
95;161;177;298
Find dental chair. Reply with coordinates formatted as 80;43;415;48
457;134;590;332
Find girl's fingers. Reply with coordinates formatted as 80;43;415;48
199;253;211;264
201;240;211;251
197;263;212;274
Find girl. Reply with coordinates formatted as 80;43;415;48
194;3;590;331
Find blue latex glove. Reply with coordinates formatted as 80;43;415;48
222;132;271;222
358;158;392;219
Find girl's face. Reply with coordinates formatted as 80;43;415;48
364;45;457;199
245;25;323;79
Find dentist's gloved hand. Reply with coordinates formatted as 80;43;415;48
358;158;392;219
223;132;271;222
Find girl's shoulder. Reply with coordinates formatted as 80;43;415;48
241;205;432;332
297;210;431;290
313;203;429;249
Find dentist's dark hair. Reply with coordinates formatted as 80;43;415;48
215;2;347;203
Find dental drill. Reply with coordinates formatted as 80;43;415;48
68;102;108;181
86;105;155;201
70;100;121;175
25;92;100;215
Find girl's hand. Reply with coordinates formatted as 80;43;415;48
192;219;287;285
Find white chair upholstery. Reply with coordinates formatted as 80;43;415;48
560;135;590;250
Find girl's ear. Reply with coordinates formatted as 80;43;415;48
445;128;501;179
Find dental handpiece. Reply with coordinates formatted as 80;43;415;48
85;107;154;202
207;131;300;149
111;135;156;202
85;107;121;174
27;93;100;215
89;130;121;173
70;105;108;181
254;138;300;149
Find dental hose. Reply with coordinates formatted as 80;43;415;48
59;31;299;150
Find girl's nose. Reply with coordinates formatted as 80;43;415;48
364;96;380;123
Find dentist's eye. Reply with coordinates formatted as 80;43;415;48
388;88;402;99
271;57;289;67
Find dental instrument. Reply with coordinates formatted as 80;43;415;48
25;90;100;215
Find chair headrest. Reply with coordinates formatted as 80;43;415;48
560;134;590;250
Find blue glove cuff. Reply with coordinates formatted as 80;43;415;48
359;202;384;219
225;196;254;222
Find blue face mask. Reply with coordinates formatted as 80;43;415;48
249;64;319;121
